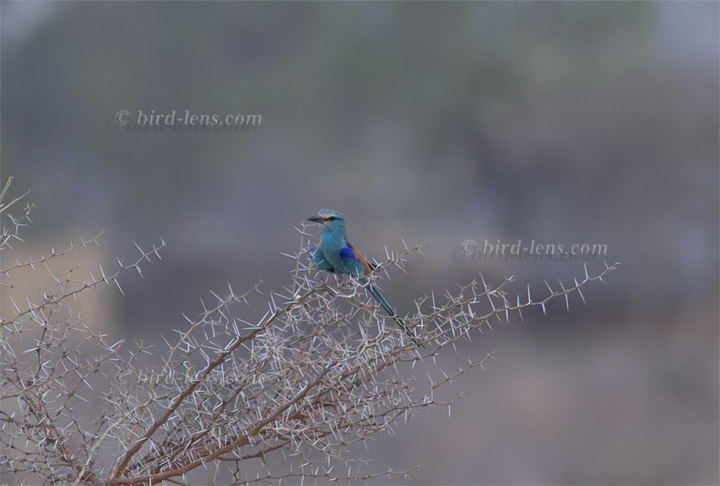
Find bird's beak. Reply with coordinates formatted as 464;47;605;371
307;216;323;223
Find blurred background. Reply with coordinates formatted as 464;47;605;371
1;2;718;484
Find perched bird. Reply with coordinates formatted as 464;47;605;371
307;209;422;347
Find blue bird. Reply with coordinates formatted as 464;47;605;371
308;209;422;347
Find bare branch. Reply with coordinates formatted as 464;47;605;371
0;181;619;485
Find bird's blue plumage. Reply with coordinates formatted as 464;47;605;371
308;209;422;347
310;247;335;272
339;245;357;263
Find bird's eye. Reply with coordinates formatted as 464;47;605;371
327;216;337;221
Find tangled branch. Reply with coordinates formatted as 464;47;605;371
0;179;619;485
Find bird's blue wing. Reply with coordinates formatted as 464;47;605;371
339;245;355;262
339;244;370;278
310;248;335;272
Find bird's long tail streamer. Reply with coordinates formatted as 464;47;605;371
368;285;424;348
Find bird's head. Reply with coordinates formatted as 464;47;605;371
308;209;346;232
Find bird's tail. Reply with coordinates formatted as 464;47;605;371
368;284;423;348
